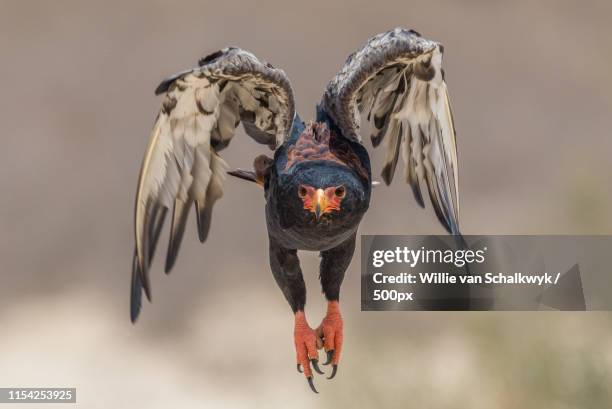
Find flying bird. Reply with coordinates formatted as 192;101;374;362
130;28;460;393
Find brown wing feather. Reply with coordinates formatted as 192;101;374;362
321;28;460;233
131;48;295;321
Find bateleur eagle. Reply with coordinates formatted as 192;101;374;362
130;28;461;393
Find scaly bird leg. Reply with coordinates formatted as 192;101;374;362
294;310;323;393
317;234;354;380
268;239;323;393
316;301;343;379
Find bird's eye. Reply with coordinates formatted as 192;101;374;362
298;185;308;198
334;186;346;198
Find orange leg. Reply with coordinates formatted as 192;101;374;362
316;300;343;379
294;311;323;393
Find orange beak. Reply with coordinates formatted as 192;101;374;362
314;189;326;220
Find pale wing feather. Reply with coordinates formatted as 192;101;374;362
322;28;460;233
131;48;294;321
135;75;220;276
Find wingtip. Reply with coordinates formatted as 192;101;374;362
143;282;152;301
411;183;425;208
130;255;144;323
165;199;191;274
195;198;219;245
381;164;393;186
164;260;175;275
450;221;461;236
139;260;152;301
164;244;179;274
443;217;461;236
154;80;170;96
130;303;141;324
196;228;206;244
195;201;207;243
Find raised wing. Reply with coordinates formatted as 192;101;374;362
321;28;459;234
131;48;295;321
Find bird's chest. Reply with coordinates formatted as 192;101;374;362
265;204;360;251
264;174;369;251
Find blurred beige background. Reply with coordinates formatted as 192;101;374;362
1;0;612;407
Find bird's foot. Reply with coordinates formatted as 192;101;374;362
294;310;323;393
316;300;343;379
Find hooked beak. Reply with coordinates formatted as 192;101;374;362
314;189;326;220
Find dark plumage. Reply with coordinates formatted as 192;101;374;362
130;28;461;393
266;116;370;250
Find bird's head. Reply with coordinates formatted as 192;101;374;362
284;163;369;226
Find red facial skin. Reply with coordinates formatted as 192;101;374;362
298;185;346;219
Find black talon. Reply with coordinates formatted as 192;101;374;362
297;363;302;373
323;350;334;365
311;359;324;375
307;376;318;393
327;364;338;380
